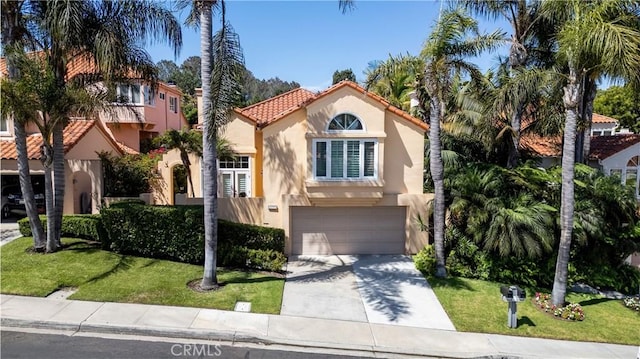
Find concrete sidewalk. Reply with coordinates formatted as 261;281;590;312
1;294;637;359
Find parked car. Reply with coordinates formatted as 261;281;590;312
1;184;45;219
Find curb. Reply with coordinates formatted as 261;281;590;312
1;317;490;359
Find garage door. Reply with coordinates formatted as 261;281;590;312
290;207;406;255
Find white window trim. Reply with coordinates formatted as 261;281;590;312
116;83;143;105
169;96;178;113
326;113;366;133
313;139;378;180
217;156;252;198
0;115;10;136
144;85;156;107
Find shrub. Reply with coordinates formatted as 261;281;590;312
18;215;106;244
100;203;285;271
414;245;436;275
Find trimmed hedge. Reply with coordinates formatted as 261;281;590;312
100;203;286;271
18;215;106;245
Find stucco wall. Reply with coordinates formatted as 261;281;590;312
261;109;308;228
385;112;426;195
145;84;186;134
174;195;264;226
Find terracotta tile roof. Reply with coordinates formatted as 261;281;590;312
520;133;563;157
116;141;139;155
236;81;428;131
588;134;640;160
1;119;123;160
592;113;618;124
237;88;316;126
0;52;97;80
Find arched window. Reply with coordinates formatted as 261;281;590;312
327;113;363;131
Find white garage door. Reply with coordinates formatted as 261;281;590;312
291;207;406;255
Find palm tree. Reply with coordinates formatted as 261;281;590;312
420;7;503;278
365;53;422;112
0;0;45;250
155;129;203;198
13;0;181;251
177;0;244;290
540;0;640;306
463;0;555;168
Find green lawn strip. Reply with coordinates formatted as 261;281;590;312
428;276;640;346
1;237;284;314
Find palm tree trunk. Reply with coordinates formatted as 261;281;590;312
53;120;65;248
552;67;581;306
15;122;46;250
429;94;447;278
581;80;596;163
200;3;218;289
41;142;56;253
2;0;45;250
507;101;525;168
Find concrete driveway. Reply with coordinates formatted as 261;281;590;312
281;255;455;330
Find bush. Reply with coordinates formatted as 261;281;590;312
18;215;106;244
414;245;436;275
100;203;285;271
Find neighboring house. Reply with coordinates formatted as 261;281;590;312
176;81;432;255
0;55;189;153
0;54;187;214
520;115;640;199
590;113;633;136
0;119;129;215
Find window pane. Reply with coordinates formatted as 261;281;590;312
131;85;141;103
237;173;247;195
316;142;327;177
330;140;344;178
626;169;637;188
239;156;249;168
364;141;375;177
347;141;360;177
222;173;233;197
119;84;129;102
0;116;8;132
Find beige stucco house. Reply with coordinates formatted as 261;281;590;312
174;81;432;255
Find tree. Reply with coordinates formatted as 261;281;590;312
11;0;181;252
365;53;422;112
156;59;180;83
177;0;244;290
593;85;640;133
332;68;356;84
154;129;203;197
463;0;554;168
540;0;640;306
0;0;46;250
419;7;503;278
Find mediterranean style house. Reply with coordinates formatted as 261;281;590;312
520;113;640;199
0;55;187;215
168;81;432;255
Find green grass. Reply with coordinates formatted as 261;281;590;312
1;237;284;314
428;276;640;345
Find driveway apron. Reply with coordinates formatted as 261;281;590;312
280;255;367;322
281;255;456;330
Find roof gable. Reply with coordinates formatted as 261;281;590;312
235;81;428;131
589;134;640;160
1;119;125;160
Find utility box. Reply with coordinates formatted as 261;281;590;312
500;285;526;328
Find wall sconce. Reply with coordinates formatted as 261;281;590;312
267;204;278;212
164;162;168;168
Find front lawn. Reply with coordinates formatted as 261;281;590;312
0;237;284;314
429;276;640;345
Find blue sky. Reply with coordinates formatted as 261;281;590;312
147;1;509;91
